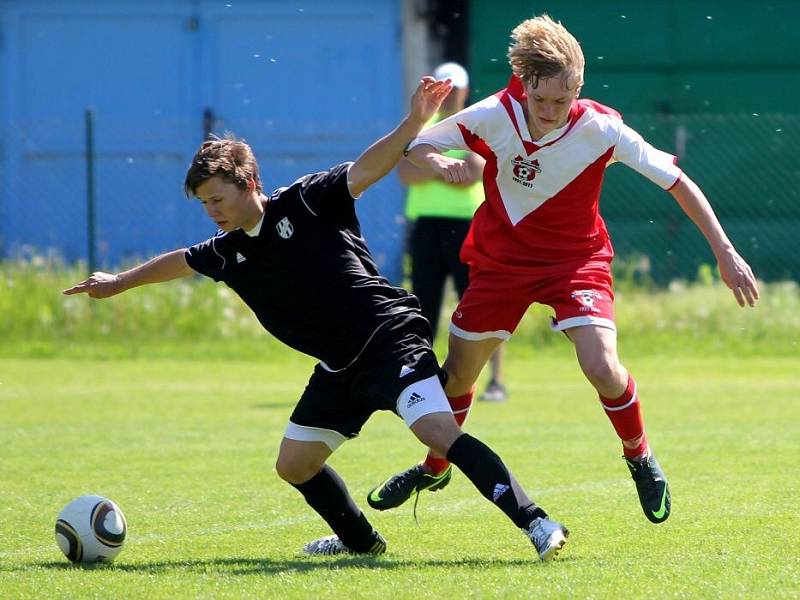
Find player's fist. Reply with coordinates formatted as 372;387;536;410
427;153;470;184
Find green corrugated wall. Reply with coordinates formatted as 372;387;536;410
468;0;800;282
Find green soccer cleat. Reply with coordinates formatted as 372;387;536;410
367;464;453;511
625;451;671;524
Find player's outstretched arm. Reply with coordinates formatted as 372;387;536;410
62;249;194;299
397;152;483;187
347;76;452;198
669;175;759;307
404;143;473;185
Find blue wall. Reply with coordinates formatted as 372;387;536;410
0;0;406;282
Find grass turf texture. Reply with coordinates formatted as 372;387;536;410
1;355;797;598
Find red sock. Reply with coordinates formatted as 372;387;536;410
423;387;475;474
599;375;649;459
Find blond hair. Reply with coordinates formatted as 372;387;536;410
507;15;584;89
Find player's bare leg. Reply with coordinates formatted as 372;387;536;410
409;411;568;561
566;325;671;523
481;344;508;402
367;335;503;511
443;334;504;396
277;438;386;555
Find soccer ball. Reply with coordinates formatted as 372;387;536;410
54;495;127;564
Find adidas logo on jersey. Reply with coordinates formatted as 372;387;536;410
399;365;415;378
236;252;246;263
407;392;425;409
492;483;510;502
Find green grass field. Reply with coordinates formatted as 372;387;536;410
1;353;797;598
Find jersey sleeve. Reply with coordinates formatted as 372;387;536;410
297;162;357;219
184;236;226;282
408;104;484;153
612;123;683;190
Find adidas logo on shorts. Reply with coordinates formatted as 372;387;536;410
407;392;425;409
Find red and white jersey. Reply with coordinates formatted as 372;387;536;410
409;76;682;272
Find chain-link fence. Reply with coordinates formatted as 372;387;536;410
1;111;798;285
603;112;800;284
0;115;407;283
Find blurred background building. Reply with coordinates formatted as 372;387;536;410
1;0;798;284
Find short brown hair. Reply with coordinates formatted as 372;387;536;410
184;134;263;197
507;15;585;89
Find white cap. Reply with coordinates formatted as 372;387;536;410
433;62;468;89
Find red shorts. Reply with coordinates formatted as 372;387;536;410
449;260;616;340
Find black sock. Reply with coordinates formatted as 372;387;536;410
446;433;546;529
291;465;380;552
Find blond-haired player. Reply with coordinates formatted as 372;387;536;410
368;15;758;525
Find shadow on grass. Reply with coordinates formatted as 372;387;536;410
29;555;574;574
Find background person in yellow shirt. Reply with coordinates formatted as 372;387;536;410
398;62;507;402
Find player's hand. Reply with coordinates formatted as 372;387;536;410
717;249;759;307
63;272;123;299
410;76;453;124
427;153;471;184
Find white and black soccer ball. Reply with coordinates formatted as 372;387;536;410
54;495;127;564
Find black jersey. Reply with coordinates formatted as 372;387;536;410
185;163;423;370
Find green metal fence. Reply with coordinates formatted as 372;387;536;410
603;113;800;283
467;0;800;283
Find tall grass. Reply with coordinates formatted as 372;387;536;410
1;257;277;359
2;256;798;359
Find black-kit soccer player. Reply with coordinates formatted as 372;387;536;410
64;77;569;560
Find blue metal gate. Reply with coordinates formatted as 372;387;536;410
0;0;405;281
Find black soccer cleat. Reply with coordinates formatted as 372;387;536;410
625;451;671;524
367;464;453;511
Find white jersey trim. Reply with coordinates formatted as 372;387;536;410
210;236;226;271
319;314;409;373
298;186;318;217
345;163;363;200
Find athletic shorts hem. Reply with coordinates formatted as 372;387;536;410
395;374;453;427
449;322;512;341
284;421;349;451
550;315;617;332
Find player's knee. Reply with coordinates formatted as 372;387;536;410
275;453;322;485
441;367;475;396
582;356;624;389
411;413;462;456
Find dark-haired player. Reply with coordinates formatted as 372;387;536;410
64;77;569;561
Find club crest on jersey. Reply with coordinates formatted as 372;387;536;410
571;289;602;312
276;217;294;239
511;155;542;188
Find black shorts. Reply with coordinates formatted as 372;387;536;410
288;315;441;439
